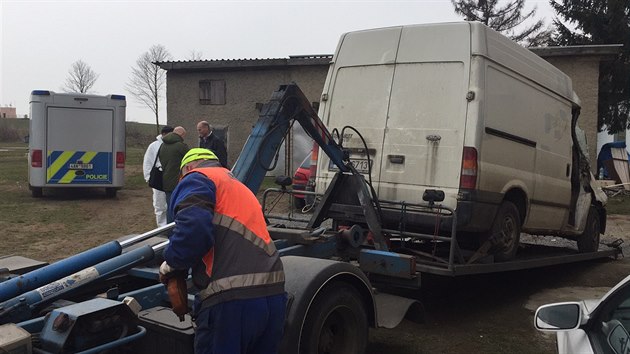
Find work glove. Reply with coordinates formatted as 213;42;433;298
158;261;187;284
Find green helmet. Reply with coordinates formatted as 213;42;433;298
180;148;218;170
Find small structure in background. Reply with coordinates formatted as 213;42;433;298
0;105;17;119
597;141;630;194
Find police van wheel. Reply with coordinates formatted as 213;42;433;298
577;206;600;253
105;188;117;198
300;282;368;354
31;187;43;198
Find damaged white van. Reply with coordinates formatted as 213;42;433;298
315;22;606;261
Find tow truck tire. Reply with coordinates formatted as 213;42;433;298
577;206;600;253
490;201;521;262
300;282;368;354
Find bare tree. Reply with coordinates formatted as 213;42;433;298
126;44;172;134
64;60;99;93
451;0;552;46
188;50;204;61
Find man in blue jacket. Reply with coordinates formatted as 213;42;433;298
159;148;286;354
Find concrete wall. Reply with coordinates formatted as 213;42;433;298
166;65;328;169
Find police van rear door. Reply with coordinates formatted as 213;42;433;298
46;107;114;185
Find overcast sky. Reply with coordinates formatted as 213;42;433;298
1;0;555;125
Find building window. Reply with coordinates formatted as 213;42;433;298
199;80;226;105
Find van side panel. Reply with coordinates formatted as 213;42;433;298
482;65;572;230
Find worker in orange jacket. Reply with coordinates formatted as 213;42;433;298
159;148;286;354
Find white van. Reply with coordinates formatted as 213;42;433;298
28;91;126;198
315;22;606;260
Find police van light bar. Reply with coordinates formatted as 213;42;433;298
32;90;51;96
111;95;126;100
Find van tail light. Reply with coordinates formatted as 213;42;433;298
31;150;43;168
116;152;125;168
459;146;478;189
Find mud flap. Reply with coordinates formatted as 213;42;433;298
373;292;424;328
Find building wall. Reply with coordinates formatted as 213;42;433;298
543;56;601;169
0;107;17;118
166;65;329;167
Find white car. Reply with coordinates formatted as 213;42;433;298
535;274;630;354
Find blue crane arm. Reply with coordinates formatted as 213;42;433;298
232;83;349;194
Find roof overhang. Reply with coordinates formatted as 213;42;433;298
156;55;332;72
530;44;622;61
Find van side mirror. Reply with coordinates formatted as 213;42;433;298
535;302;582;331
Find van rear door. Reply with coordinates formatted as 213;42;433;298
318;27;402;189
378;25;470;203
46;107;114;185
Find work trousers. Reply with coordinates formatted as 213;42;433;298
152;188;167;227
194;293;287;354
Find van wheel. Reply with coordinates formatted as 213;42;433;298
300;282;368;354
105;188;117;198
31;187;43;198
577;207;600;253
488;201;521;262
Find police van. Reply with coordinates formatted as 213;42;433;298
28;91;126;198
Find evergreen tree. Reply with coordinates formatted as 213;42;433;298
451;0;551;46
550;0;630;133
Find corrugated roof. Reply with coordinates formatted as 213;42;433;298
156;55;333;71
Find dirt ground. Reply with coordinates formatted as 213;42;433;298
3;178;630;353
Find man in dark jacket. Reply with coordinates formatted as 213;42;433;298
158;126;189;216
197;120;228;168
159;148;286;354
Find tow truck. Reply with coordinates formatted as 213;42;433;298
0;82;621;354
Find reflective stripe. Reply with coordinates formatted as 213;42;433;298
175;194;215;214
58;151;98;184
47;151;75;181
199;271;285;299
214;213;276;256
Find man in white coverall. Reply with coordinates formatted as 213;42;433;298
142;125;174;227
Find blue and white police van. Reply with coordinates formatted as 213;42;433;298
28;91;126;198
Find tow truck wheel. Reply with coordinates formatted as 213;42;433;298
489;201;521;262
300;282;368;354
577;206;600;253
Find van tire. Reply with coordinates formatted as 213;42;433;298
577;207;600;253
488;201;521;262
105;188;117;198
31;187;43;198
